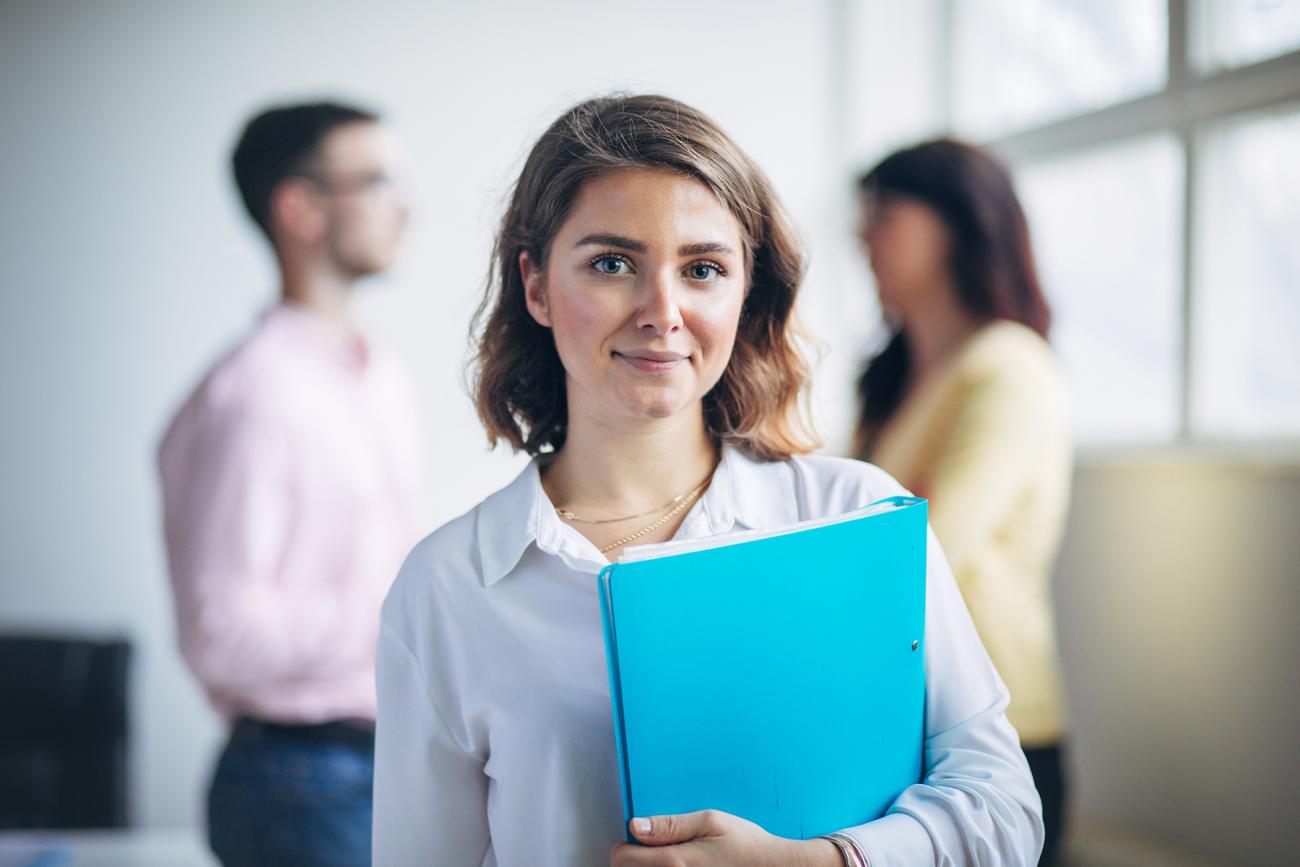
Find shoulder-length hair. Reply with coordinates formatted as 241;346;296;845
471;93;818;461
852;138;1052;456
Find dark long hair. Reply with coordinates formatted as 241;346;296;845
853;138;1051;457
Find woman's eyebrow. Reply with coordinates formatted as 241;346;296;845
573;234;737;258
678;242;735;257
574;233;646;253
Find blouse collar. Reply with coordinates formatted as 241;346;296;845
475;445;800;587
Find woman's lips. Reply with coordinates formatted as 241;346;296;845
615;352;686;373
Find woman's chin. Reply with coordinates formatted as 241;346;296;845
628;400;684;421
616;387;694;422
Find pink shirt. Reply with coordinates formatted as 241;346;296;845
158;303;423;724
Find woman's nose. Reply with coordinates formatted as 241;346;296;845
636;271;684;335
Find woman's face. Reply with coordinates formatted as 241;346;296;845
858;193;952;319
522;167;747;428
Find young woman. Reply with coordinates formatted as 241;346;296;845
373;96;1042;867
853;139;1072;866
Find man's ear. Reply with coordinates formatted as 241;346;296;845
269;179;325;246
520;251;552;328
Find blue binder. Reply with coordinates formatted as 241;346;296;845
597;496;928;842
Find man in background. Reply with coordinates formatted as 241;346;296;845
158;101;423;866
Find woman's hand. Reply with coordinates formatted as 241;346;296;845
609;810;843;867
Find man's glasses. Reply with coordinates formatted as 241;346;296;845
292;170;398;197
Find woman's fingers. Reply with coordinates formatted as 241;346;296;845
630;810;727;845
611;810;753;865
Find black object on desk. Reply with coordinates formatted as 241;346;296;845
0;635;131;829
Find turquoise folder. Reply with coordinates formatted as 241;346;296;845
597;496;928;842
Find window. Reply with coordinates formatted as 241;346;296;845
1191;104;1300;437
1017;135;1184;443
947;0;1300;444
1190;0;1300;71
951;0;1166;138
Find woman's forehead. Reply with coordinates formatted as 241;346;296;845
557;167;744;251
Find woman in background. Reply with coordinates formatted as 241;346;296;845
853;139;1072;866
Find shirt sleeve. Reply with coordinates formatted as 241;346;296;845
834;528;1044;866
158;403;381;699
920;366;1054;577
373;618;490;866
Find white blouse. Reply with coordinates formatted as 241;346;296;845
373;447;1043;867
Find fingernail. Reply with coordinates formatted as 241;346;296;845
631;817;651;835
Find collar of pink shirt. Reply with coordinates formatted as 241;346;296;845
265;300;372;374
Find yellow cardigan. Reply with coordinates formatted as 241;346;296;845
863;320;1072;747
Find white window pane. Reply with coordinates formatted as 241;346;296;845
1191;105;1300;438
952;0;1167;139
1015;136;1184;443
1191;0;1300;72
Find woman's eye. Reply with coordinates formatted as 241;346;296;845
686;262;724;282
592;255;632;276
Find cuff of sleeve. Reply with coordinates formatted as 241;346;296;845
838;812;932;867
821;832;869;867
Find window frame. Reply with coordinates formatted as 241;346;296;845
943;0;1300;449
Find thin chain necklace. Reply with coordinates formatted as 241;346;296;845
556;484;701;524
555;473;713;554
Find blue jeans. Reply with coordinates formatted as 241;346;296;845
207;719;374;867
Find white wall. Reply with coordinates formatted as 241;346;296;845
2;0;938;830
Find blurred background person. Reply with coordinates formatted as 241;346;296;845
850;139;1071;866
157;101;423;866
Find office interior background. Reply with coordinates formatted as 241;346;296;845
1;0;1297;865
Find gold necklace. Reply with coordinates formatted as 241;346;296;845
554;473;713;554
594;482;708;554
556;484;701;525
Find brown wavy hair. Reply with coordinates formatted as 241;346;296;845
471;93;818;461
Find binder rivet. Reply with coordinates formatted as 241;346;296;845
911;640;919;651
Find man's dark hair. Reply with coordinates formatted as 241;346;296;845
231;100;379;239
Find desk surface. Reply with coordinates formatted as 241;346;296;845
0;829;215;867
